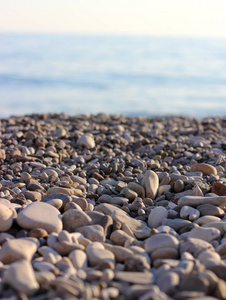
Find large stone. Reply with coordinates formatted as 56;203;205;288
141;170;159;199
3;259;39;295
0;203;14;231
0;237;38;264
62;209;92;232
95;203;151;239
17;202;62;233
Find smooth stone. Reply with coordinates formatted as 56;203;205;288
71;197;88;211
104;244;133;263
162;218;192;231
212;182;226;196
127;182;145;198
178;196;226;208
196;204;225;217
62;209;92;232
17;202;62;233
194;216;221;225
46;198;63;209
148;206;168;228
174;179;185;193
77;134;95;148
110;229;134;246
38;246;62;264
202;221;226;235
53;241;84;256
157;271;179;295
191;163;217;175
0;203;14;231
179;238;214;257
95;203;151;239
122;188;138;201
75;225;105;242
33;261;56;272
29;228;48;239
188;227;221;242
180;205;200;221
64;202;83;212
42;193;72;209
23;190;42;202
141;170;159;199
198;250;221;264
145;233;179;254
86;242;115;267
3;259;39;295
0;237;38;264
114;271;153;284
47;186;84;197
68;249;87;269
151;247;178;260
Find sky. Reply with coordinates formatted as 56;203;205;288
0;0;226;37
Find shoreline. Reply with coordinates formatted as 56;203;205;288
0;113;226;299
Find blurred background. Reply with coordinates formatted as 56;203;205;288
0;0;226;118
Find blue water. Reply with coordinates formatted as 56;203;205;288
0;33;226;118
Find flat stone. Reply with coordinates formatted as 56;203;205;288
202;221;226;235
95;203;151;239
178;196;226;208
188;227;221;242
197;204;225;217
3;259;39;295
179;238;214;257
0;203;14;231
162;218;192;231
145;233;179;254
114;271;153;284
77;134;95;148
75;224;105;242
194;216;221;225
104;244;133;263
191;163;217;175
85;242;115;267
127;182;145;198
212;182;226;196
148;206;168;228
0;237;39;264
110;229;134;246
47;186;84;197
141;170;159;199
180;205;200;221
17;202;62;233
62;209;92;232
42;193;72;209
151;247;179;260
68;249;87;269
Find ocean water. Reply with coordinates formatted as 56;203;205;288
0;33;226;118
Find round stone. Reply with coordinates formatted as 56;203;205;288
148;206;168;228
145;233;179;254
17;202;63;233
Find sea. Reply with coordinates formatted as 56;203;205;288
0;33;226;119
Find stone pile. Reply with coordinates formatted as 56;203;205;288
0;113;226;299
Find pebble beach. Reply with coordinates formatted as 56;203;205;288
0;113;226;300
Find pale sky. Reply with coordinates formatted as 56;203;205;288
1;0;226;37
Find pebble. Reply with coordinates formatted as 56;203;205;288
62;209;92;232
178;195;226;207
148;206;168;228
86;242;115;267
68;249;87;269
145;233;179;254
141;170;159;199
75;224;105;242
188;227;221;242
191;163;217;175
3;259;39;295
180;205;200;221
77;133;95;148
17;202;63;233
0;203;14;231
0;237;39;264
